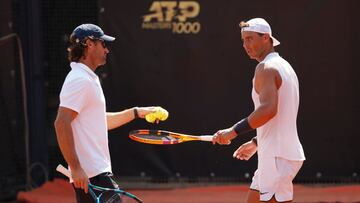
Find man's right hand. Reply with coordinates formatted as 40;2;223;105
212;128;237;145
72;167;89;193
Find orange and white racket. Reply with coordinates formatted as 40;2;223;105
129;129;213;145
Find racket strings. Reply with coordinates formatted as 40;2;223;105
103;193;140;203
89;186;121;203
129;130;193;144
121;194;142;203
99;190;123;203
140;134;178;141
92;187;141;203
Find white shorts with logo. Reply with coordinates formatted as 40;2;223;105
250;157;303;202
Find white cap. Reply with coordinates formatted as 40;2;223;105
240;18;280;46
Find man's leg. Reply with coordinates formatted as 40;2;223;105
246;189;260;203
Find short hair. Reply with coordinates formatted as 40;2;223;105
67;33;87;62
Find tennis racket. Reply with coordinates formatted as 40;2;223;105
129;129;213;145
56;164;143;203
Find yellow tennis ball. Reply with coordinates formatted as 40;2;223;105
158;108;168;121
145;107;169;123
154;107;167;120
145;113;156;123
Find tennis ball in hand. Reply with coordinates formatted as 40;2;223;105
145;107;169;123
157;107;169;121
145;113;156;123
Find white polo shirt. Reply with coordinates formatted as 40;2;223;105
59;62;111;178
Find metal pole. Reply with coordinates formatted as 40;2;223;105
0;33;31;190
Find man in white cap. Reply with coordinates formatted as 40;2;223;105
54;24;159;202
212;18;305;202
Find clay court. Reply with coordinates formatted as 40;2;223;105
16;179;360;203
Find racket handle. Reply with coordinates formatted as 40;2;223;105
56;164;71;178
199;135;213;142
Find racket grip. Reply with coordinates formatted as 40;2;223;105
56;164;71;178
199;135;213;142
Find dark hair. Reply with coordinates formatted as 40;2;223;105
67;34;87;62
257;33;273;44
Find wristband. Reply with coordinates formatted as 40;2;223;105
133;107;139;119
232;118;254;136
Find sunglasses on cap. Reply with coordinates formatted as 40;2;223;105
94;39;110;49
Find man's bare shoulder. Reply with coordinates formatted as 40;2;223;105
255;62;279;76
254;62;282;89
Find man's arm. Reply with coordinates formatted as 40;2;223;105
248;64;282;128
106;106;158;130
212;64;281;145
106;108;136;130
54;106;89;193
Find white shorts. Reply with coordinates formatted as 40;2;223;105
250;157;303;202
